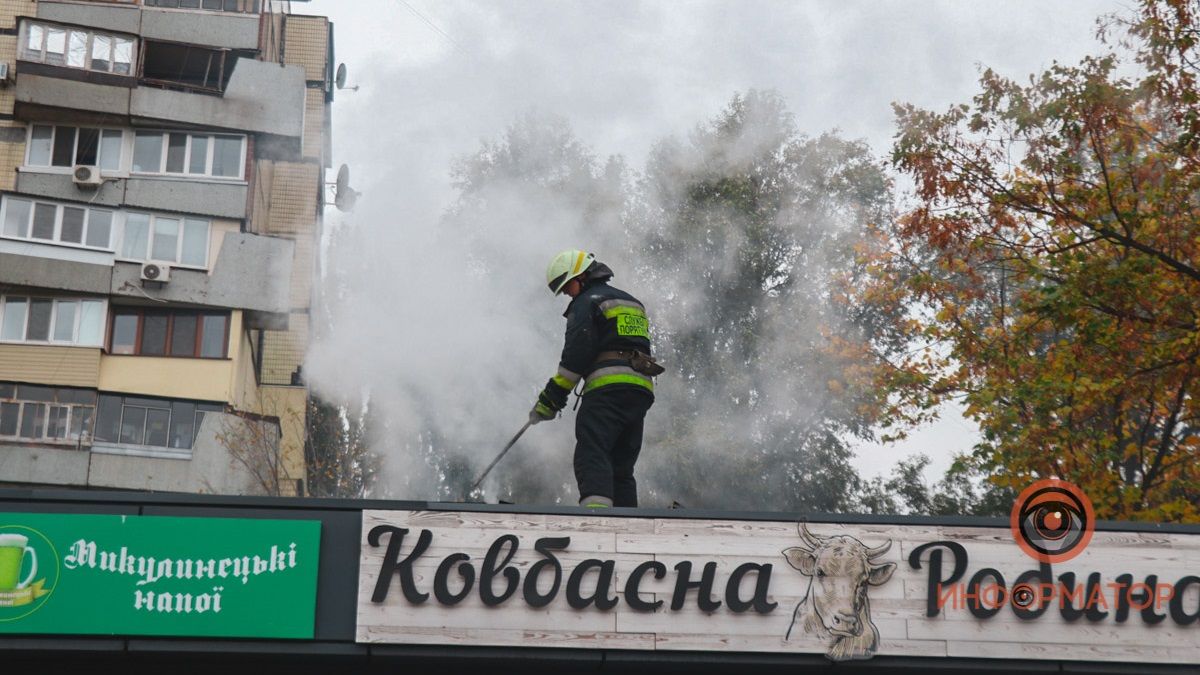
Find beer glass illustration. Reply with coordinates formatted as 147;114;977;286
0;533;37;591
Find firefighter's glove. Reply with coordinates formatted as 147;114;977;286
530;402;557;425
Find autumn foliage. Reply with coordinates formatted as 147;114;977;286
864;0;1200;521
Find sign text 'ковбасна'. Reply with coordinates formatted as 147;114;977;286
367;526;777;613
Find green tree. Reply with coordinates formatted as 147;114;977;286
631;91;905;511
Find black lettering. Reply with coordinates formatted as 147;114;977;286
967;568;1005;619
1011;563;1053;620
1083;572;1109;622
1138;575;1166;625
522;537;570;608
908;540;968;617
479;534;520;606
671;561;722;612
1057;572;1085;621
433;553;474;605
1113;573;1134;622
1170;576;1200;625
725;562;777;614
625;561;666;611
367;525;431;604
565;559;619;610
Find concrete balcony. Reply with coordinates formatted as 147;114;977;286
0;411;274;495
37;1;260;51
15;171;249;221
109;232;293;317
16;60;306;140
0;231;290;317
130;59;306;138
0;247;113;294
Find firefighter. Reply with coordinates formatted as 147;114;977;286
531;250;662;508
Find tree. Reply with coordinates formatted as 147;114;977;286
870;0;1200;521
216;399;297;497
305;395;377;498
630;91;906;511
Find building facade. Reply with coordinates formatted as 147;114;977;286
0;0;333;496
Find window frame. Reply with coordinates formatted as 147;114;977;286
92;391;224;456
25;124;126;172
106;307;230;359
18;20;136;75
0;196;115;251
130;130;246;180
0;295;107;347
0;384;97;446
117;211;211;268
142;0;262;16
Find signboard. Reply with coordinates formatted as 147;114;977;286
0;512;321;639
357;508;1200;663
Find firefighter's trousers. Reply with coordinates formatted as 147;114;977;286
573;386;654;507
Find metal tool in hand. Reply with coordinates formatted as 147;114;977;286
468;420;533;496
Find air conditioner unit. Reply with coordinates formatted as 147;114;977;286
72;165;102;188
0;63;10;83
140;262;170;283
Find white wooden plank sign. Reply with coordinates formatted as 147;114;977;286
357;509;1200;663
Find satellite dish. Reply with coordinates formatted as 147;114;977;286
332;163;360;212
334;63;358;92
335;163;350;192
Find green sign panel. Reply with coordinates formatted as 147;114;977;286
0;512;321;639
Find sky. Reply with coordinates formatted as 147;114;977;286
298;0;1127;491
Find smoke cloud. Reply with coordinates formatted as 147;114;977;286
303;0;1120;501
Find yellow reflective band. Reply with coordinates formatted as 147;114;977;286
552;374;575;390
583;373;654;394
602;306;646;319
584;503;611;509
571;251;587;275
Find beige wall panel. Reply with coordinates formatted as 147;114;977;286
265;161;318;235
289;232;314;309
230;326;259;412
0;140;23;191
283;15;328;81
258;384;307;494
302;88;325;160
0;344;100;388
0;0;25;29
0;35;17;115
260;311;307;385
249;158;276;235
99;354;234;402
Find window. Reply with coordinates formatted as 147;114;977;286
141;40;231;93
143;0;261;14
131;131;245;179
120;212;209;267
0;383;97;445
0;295;106;346
107;308;228;358
25;125;125;171
93;392;223;451
20;21;135;75
0;196;114;250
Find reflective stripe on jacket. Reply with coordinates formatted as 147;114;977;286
540;272;653;409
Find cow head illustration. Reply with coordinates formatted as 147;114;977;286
781;523;895;661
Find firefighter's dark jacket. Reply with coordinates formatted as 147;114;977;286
537;264;654;413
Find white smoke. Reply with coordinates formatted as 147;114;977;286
303;0;1119;500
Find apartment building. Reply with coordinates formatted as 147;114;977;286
0;0;333;496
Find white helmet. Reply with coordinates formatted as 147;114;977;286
546;249;595;295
